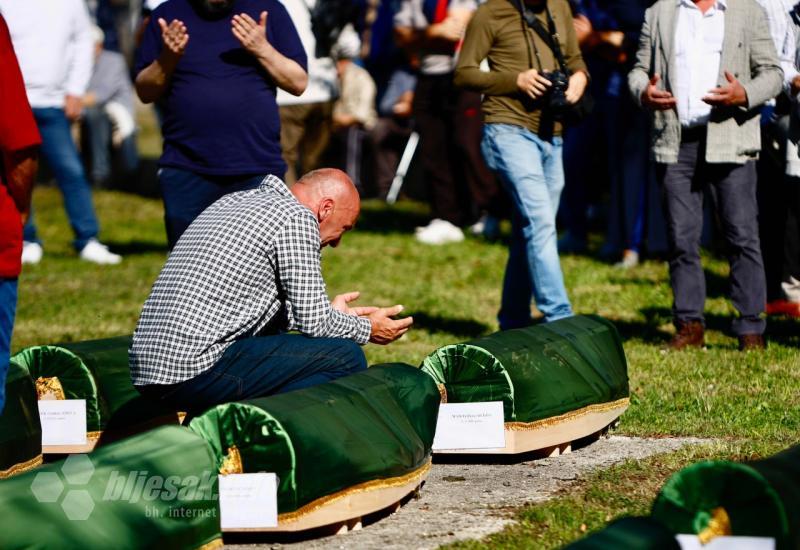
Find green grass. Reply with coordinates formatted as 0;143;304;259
14;177;800;548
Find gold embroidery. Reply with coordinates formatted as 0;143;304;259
219;446;244;475
504;397;630;431
698;507;732;545
195;537;224;550
35;377;66;400
437;383;448;404
0;454;43;479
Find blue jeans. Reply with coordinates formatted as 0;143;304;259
136;335;368;413
83;105;139;183
482;123;573;327
0;279;18;413
24;108;100;251
158;167;265;248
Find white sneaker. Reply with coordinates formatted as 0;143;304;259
415;218;464;245
21;241;43;264
469;213;500;240
79;239;122;265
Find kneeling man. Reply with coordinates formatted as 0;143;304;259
130;168;411;411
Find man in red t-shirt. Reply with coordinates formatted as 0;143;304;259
0;14;40;412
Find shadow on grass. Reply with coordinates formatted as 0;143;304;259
355;205;430;235
105;239;169;255
608;268;729;300
410;312;491;339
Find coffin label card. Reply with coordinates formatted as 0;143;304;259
433;401;505;450
676;535;775;550
219;473;278;529
38;399;87;445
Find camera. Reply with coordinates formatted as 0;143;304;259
540;70;570;118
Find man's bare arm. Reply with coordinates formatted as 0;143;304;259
135;18;188;103
4;146;38;224
232;12;308;96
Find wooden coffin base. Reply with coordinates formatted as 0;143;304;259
223;459;431;534
434;397;630;455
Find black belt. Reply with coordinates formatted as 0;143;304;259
681;125;706;143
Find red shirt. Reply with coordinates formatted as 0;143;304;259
0;14;41;278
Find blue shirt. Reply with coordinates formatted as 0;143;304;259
136;0;307;176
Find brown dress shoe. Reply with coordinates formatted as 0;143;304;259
667;320;705;350
738;334;766;351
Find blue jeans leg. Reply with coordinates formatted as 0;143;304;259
33;108;100;250
159;168;266;248
138;335;368;412
83;106;113;183
0;279;18;413
482;124;573;326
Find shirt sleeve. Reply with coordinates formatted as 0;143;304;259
266;1;308;72
65;0;95;97
274;212;371;343
0;15;40;153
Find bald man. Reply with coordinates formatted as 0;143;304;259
130;168;411;411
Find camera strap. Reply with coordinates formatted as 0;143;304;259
524;6;570;75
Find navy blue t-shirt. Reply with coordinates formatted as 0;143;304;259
136;0;306;176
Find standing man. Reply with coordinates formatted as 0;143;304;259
455;0;588;327
629;0;782;350
0;14;40;412
131;169;412;412
0;0;122;265
135;0;308;248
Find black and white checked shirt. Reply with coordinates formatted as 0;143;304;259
130;175;371;385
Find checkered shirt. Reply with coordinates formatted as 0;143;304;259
129;175;372;385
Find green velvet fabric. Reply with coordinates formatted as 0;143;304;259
421;315;629;422
565;517;680;549
0;360;41;474
0;425;221;549
189;363;440;514
652;446;800;550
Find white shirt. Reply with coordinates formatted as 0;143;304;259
276;0;338;106
0;0;94;109
673;0;726;128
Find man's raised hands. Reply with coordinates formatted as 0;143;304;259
158;18;189;61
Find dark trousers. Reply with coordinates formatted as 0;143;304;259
369;116;413;198
0;278;17;413
784;176;800;283
657;134;766;335
158;167;265;249
413;74;502;224
137;334;367;413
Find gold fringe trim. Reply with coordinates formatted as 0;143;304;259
277;459;432;524
195;537;224;550
35;376;66;400
0;454;43;479
437;383;448;404
177;412;187;425
219;446;244;475
698;507;732;545
504;397;630;431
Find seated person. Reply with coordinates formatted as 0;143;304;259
130;168;411;412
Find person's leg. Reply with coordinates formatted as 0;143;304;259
369;117;407;198
145;335;367;412
783;175;800;299
483;123;572;322
658;140;706;327
300;101;334;175
498;211;536;328
82;105;113;184
709;160;767;336
279;104;309;185
33;108;100;250
0;278;18;413
158;168;227;248
117;133;140;176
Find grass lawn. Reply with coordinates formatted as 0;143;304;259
14;165;800;547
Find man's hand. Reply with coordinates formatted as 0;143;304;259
566;71;588;104
791;74;800;96
332;291;379;317
703;71;748;107
641;74;676;111
517;69;552;99
573;14;593;45
158;18;189;63
64;95;83;121
232;11;270;58
429;16;465;42
368;305;413;345
4;147;38;225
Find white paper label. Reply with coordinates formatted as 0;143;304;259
432;401;505;450
219;473;278;529
38;399;87;446
676;535;775;550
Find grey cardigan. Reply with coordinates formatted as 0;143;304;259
628;0;783;164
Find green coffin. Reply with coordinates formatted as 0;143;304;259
10;336;175;435
189;363;439;518
564;517;680;549
0;425;222;549
420;315;630;422
0;360;42;478
652;445;800;550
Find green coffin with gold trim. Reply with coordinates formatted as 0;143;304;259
0;425;222;549
652;445;800;550
10;336;176;436
564;517;680;549
189;363;439;520
0;360;42;478
420;315;629;422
